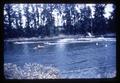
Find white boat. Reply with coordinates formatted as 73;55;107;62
33;45;45;49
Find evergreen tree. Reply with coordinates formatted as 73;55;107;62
93;4;106;35
108;5;116;33
41;4;55;37
24;4;33;37
80;5;92;35
4;4;14;38
63;4;72;35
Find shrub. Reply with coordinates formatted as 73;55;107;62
4;63;60;79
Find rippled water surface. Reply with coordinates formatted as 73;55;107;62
4;38;116;78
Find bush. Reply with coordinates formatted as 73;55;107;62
4;63;60;79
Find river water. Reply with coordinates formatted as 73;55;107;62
4;38;116;78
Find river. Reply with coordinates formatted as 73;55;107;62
4;37;116;78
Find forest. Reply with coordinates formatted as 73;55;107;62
4;4;116;39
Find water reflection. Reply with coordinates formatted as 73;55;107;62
23;44;29;56
54;42;68;70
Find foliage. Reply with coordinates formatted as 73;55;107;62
4;4;115;39
93;4;107;35
4;63;60;79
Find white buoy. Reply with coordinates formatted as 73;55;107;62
105;44;108;47
37;45;41;48
96;42;98;45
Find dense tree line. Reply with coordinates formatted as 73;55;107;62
4;4;116;39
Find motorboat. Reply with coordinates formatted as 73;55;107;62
33;45;45;49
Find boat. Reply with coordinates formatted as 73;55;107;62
33;45;45;49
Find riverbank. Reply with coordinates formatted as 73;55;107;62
4;33;116;42
4;63;60;79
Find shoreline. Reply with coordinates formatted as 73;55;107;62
4;34;116;42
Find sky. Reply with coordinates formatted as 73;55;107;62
104;4;114;17
75;4;114;18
